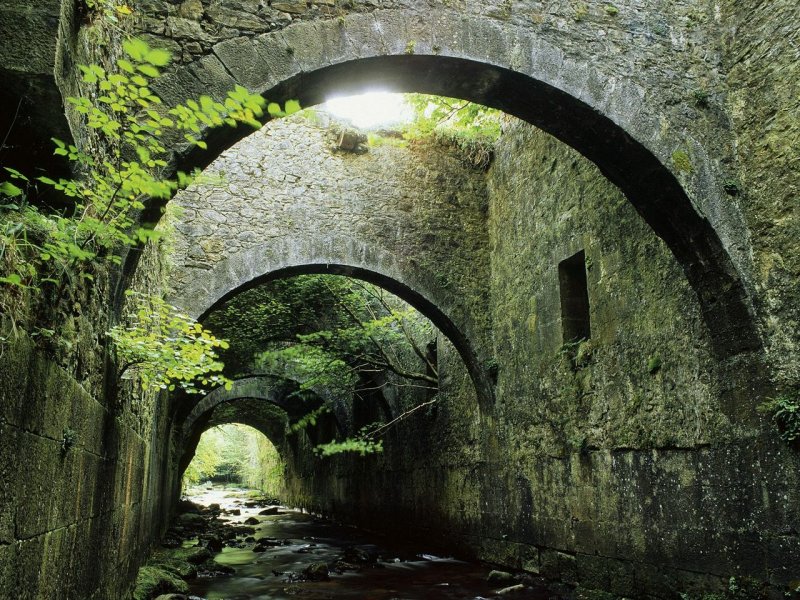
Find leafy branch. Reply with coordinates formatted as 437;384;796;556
0;37;298;318
108;292;233;394
252;277;439;456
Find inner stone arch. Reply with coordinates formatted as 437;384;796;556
169;245;495;408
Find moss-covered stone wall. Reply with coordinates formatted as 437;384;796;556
0;333;176;599
262;120;800;598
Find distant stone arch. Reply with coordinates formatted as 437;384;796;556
178;375;348;445
168;233;495;407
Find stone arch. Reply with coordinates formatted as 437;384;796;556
178;375;348;446
147;10;761;360
168;233;495;407
178;401;291;478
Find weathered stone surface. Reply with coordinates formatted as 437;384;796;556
0;1;798;598
165;114;494;403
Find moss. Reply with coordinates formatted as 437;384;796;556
604;4;618;16
132;565;189;600
573;2;588;21
647;355;662;375
404;40;416;55
672;149;693;173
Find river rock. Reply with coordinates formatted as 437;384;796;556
495;583;526;595
342;546;373;564
133;566;189;599
204;535;223;553
177;499;200;513
487;570;518;587
244;517;260;525
174;546;212;564
259;507;280;515
304;562;330;581
177;513;206;529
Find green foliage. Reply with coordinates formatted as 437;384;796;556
758;393;800;444
403;94;502;169
204;275;357;376
0;38;290;320
209;275;438;456
315;428;384;457
183;428;223;486
604;4;619;16
108;291;232;394
647;354;662;374
289;404;332;433
258;342;355;397
255;277;437;395
679;576;765;600
672;149;693;173
693;89;710;108
82;0;133;24
242;431;285;496
61;427;78;454
184;425;285;494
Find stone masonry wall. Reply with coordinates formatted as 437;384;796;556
164;113;492;367
0;334;176;600
238;120;800;597
482;121;799;595
723;1;800;396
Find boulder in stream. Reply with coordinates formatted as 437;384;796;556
303;562;330;581
487;570;518;587
132;566;189;600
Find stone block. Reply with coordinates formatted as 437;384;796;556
0;542;16;597
15;430;59;539
0;336;30;428
0;421;18;543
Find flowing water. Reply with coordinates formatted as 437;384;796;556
184;487;564;600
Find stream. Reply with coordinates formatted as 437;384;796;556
182;487;568;600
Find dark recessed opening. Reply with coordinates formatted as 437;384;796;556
558;250;591;344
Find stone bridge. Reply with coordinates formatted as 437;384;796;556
1;1;799;598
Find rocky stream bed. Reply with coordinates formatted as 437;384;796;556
133;486;573;600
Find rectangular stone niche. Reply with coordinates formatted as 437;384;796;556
558;250;591;344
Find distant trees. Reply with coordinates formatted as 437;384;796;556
183;424;284;494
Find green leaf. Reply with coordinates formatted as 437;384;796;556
118;59;136;74
145;47;171;67
284;99;301;115
123;38;150;62
4;167;29;181
0;273;23;286
137;64;159;78
0;182;23;197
